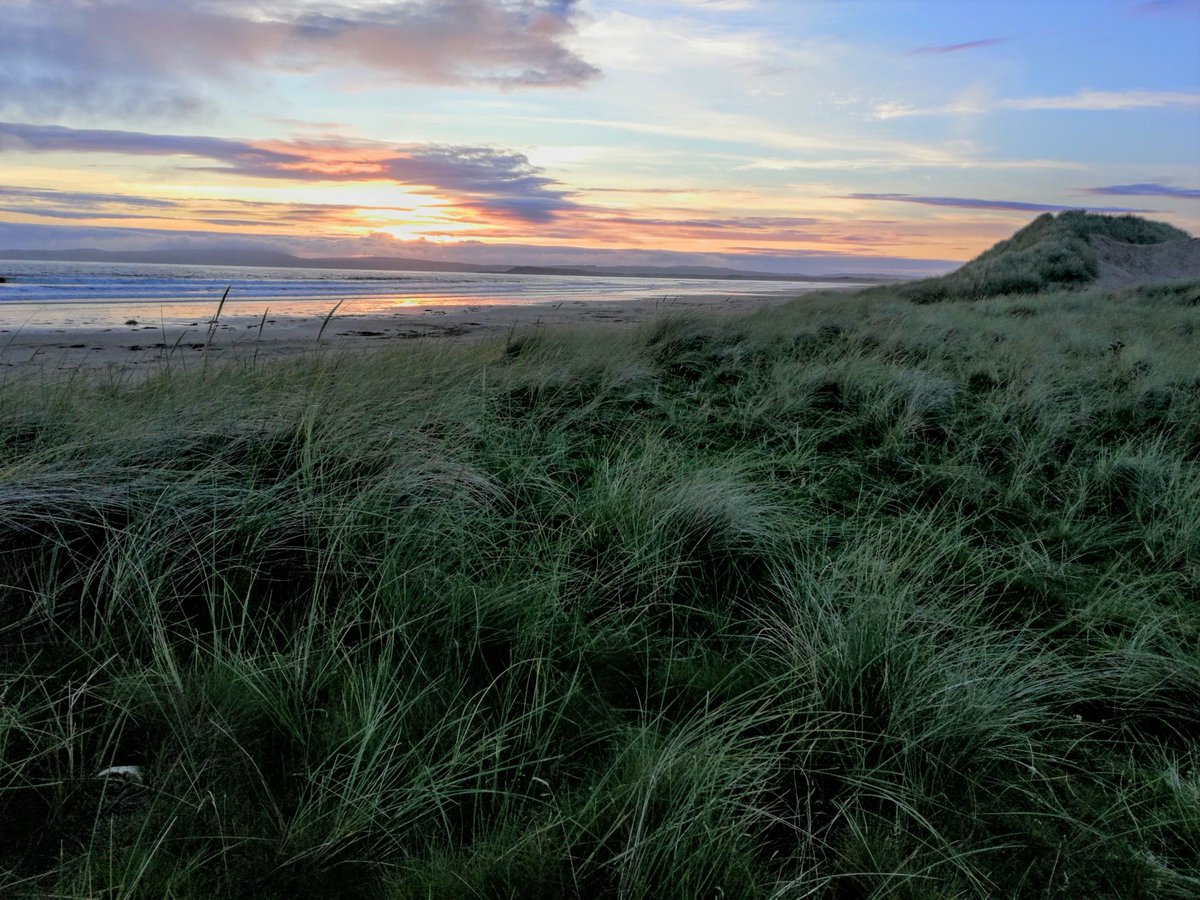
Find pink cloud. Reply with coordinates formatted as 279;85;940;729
1;121;575;223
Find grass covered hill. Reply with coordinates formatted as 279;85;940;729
881;211;1195;303
1;249;1199;895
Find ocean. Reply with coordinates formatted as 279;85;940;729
0;260;843;329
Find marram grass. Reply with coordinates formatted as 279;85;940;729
1;278;1198;898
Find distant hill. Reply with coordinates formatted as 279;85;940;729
0;247;902;284
500;264;892;283
889;211;1197;303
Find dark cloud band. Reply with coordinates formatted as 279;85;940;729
844;193;1153;214
0;121;574;223
1086;182;1200;200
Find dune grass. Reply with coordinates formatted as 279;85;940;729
873;211;1192;303
1;277;1198;897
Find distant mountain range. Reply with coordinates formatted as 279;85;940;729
0;247;904;284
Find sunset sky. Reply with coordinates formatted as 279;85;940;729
1;0;1198;274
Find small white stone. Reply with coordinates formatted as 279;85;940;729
96;765;143;784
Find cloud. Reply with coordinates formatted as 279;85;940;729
0;186;178;221
844;193;1154;213
0;1;598;118
910;38;1007;55
1;122;301;167
373;146;573;222
0;176;919;260
0;184;405;230
741;155;1082;172
0;186;179;211
587;214;822;232
875;90;1200;119
0;122;574;223
635;0;761;11
1086;182;1200;200
0;182;913;254
1004;90;1200;111
562;212;911;247
1133;0;1200;16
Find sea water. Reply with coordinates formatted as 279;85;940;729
0;260;843;329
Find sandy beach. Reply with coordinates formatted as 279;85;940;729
0;291;802;379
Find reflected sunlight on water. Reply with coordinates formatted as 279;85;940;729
0;260;852;328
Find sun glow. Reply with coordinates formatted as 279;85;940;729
377;222;462;242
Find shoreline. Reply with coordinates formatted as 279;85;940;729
0;291;807;378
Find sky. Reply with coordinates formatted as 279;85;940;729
1;0;1198;275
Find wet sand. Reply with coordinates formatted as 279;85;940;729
0;292;801;380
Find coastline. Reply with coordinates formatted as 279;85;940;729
0;290;803;378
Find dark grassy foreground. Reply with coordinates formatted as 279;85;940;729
1;278;1199;898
